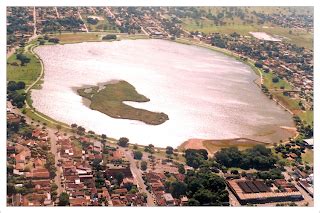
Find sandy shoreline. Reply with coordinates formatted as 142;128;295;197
179;125;297;155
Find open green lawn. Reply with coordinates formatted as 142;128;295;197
262;71;292;90
54;33;103;43
182;17;259;35
203;138;269;154
272;92;301;111
24;107;70;130
181;17;313;49
82;14;119;32
297;110;313;125
200;6;313;16
77;80;169;125
262;27;313;50
7;50;41;85
54;32;148;44
302;149;313;165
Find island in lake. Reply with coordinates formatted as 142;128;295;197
77;80;169;125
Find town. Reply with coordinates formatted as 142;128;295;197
7;6;313;207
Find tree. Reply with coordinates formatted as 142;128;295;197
48;37;60;43
254;61;263;68
118;137;129;147
7;81;25;91
71;123;77;128
102;34;117;40
45;153;57;178
16;81;26;90
7;184;16;196
141;161;147;171
133;151;143;160
101;134;107;140
39;40;45;45
115;172;124;184
92;159;102;171
144;144;155;154
56;124;62;132
87;17;99;25
58;192;70;206
51;183;58;191
7;81;18;91
185;149;208;169
170;181;187;198
88;130;95;135
214;147;242;168
76;126;86;135
272;76;280;83
184;170;229;206
166;146;174;155
188;198;200;206
16;53;30;66
178;164;185;174
214;145;277;170
193;189;213;205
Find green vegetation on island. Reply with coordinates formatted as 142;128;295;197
77;80;169;125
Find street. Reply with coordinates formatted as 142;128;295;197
119;147;155;206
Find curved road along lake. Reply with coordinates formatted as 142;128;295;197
33;39;294;147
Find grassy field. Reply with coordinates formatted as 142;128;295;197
24;107;70;130
53;32;149;44
202;138;269;154
297;110;313;126
81;14;119;32
302;149;313;165
54;33;103;43
182;17;262;35
77;80;169;125
181;8;313;50
262;71;293;90
127;144;185;163
7;49;42;85
197;6;313;16
262;27;313;50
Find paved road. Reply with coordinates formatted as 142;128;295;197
54;7;60;18
77;8;89;33
119;147;155;206
33;7;37;35
47;129;63;195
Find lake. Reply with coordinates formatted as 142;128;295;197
32;39;294;147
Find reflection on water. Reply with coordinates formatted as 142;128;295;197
32;39;294;147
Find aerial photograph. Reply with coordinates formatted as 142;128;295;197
6;6;313;206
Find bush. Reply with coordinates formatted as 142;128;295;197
272;76;280;83
16;54;30;66
7;81;25;91
118;137;129;147
102;34;117;40
87;17;99;25
254;61;263;68
141;161;147;171
185;149;208;169
214;145;277;170
48;37;60;43
133;151;143;160
58;192;70;206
